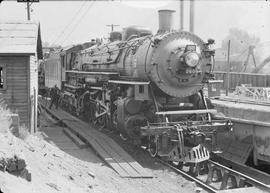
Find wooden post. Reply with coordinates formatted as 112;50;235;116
252;125;258;166
34;88;37;132
226;40;231;96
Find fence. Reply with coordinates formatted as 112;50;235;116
213;71;270;90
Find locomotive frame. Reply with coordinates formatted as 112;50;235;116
40;9;232;165
59;69;231;164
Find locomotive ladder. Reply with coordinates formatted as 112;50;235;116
39;97;152;178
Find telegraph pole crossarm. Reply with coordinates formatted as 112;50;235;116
106;24;120;32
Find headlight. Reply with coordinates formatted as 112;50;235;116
185;52;200;67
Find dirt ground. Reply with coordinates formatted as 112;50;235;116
0;110;207;193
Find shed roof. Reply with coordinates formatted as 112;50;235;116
0;21;43;59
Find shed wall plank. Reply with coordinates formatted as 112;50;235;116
0;56;29;128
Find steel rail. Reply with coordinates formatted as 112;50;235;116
158;159;218;193
211;156;270;189
158;158;270;193
208;160;270;189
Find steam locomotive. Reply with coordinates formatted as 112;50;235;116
42;10;231;165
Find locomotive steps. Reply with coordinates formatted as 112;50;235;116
38;97;152;178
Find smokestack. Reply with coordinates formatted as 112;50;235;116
158;9;175;33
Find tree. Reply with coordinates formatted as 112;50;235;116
221;28;260;54
220;28;261;72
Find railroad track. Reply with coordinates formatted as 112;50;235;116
158;158;270;193
40;97;270;191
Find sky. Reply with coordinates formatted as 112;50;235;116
0;0;270;57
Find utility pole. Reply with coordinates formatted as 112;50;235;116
180;0;184;30
18;0;40;20
106;24;120;32
226;40;231;96
27;2;31;20
189;0;195;33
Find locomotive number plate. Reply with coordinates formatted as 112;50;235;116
185;45;196;52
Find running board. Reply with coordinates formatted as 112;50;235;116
155;109;217;115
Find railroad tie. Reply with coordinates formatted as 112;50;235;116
220;170;238;190
193;162;208;177
194;163;201;177
206;163;214;184
206;163;223;184
239;177;252;188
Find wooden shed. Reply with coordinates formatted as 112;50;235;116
0;21;42;133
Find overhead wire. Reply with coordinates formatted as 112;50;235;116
59;1;95;46
50;0;88;46
214;47;248;61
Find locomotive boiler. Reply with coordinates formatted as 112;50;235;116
57;10;231;165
